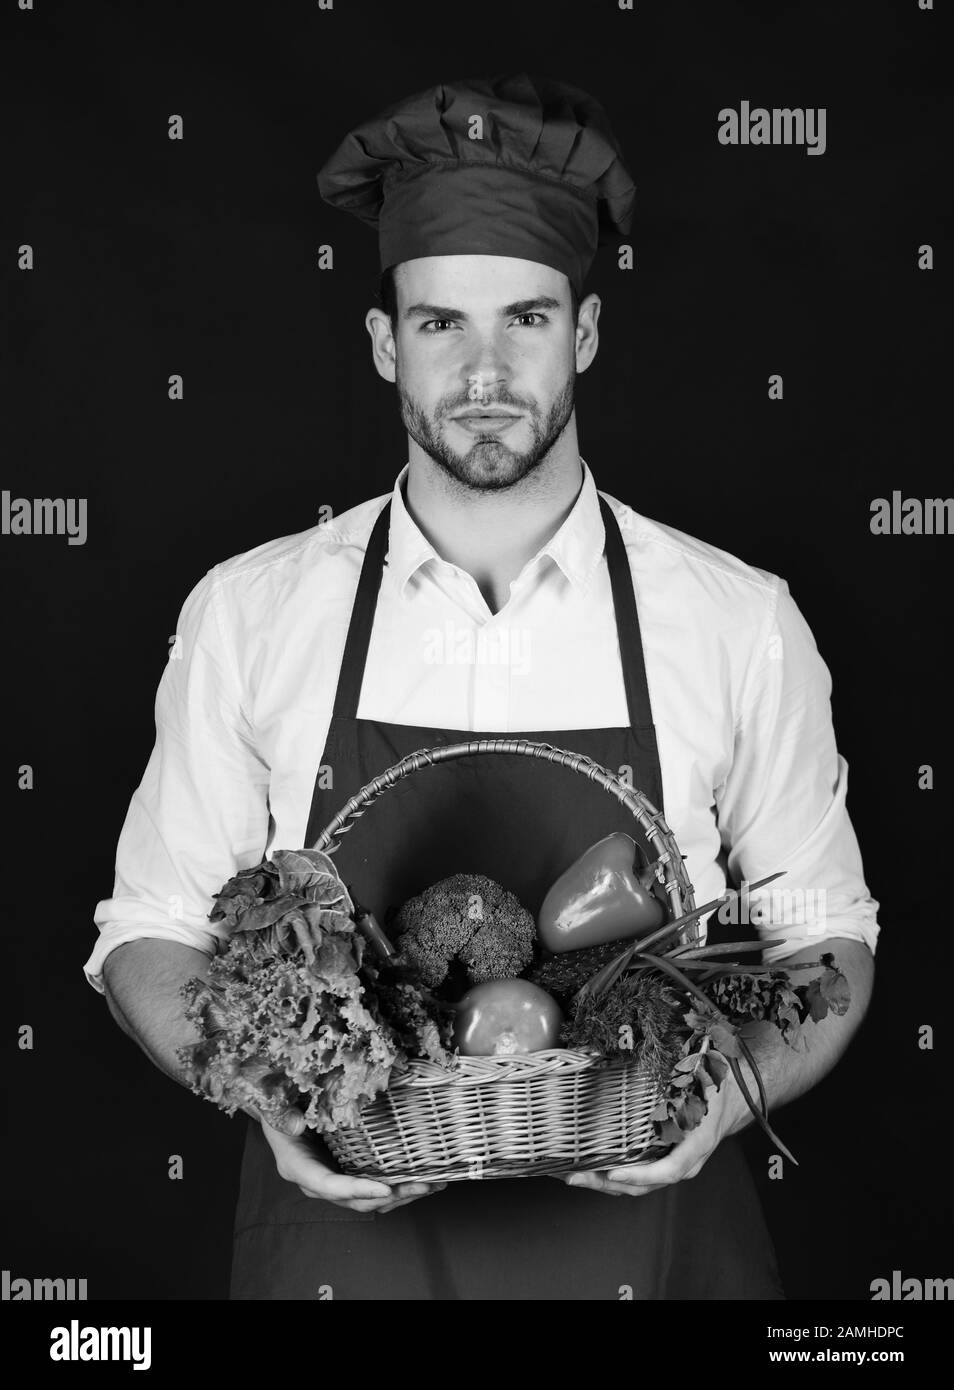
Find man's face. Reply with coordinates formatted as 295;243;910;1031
383;256;584;492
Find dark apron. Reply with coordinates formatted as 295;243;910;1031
230;494;785;1300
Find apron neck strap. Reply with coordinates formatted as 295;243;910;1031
597;493;655;729
332;500;392;721
331;491;655;730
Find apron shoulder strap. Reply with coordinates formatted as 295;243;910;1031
598;494;656;730
331;500;392;721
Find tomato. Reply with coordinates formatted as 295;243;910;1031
452;979;563;1057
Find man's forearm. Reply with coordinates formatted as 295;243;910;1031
726;936;875;1134
101;938;214;1089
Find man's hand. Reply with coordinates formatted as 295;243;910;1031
553;1072;746;1197
253;1106;448;1214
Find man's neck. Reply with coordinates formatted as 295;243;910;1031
402;441;585;614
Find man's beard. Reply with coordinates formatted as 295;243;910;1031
396;363;576;492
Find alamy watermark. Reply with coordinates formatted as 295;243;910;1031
421;621;532;675
870;1271;953;1300
49;1321;151;1370
716;880;828;933
3;1268;87;1299
2;490;87;545
718;101;827;156
870;493;954;535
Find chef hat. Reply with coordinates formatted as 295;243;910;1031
316;72;635;297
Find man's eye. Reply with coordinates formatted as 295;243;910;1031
420;313;549;332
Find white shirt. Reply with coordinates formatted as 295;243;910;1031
84;459;880;993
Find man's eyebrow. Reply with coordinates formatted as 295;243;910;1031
402;296;564;320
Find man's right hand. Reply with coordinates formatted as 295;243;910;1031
255;1107;448;1214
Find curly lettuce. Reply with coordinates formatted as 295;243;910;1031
177;849;452;1134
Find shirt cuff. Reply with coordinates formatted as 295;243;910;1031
759;913;880;964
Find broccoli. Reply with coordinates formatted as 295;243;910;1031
390;873;536;993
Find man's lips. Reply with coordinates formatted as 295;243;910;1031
451;411;522;433
451;409;522;419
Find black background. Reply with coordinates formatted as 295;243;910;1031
3;0;951;1301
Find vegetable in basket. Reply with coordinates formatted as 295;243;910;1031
536;832;666;953
176;850;456;1136
390;872;536;995
524;938;630;1000
452;979;563;1056
561;874;853;1164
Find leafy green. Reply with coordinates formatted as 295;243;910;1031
650;1045;729;1143
802;953;853;1023
178;850;454;1134
562;952;851;1147
180;950;398;1133
562;970;686;1083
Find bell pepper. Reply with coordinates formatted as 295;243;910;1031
537;831;666;953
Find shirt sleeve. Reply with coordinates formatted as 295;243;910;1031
84;565;271;994
713;575;880;963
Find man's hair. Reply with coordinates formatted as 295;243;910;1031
377;264;581;326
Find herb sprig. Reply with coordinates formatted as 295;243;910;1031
563;875;852;1163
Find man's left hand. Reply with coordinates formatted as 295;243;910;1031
554;1074;747;1196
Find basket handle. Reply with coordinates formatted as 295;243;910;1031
308;737;697;929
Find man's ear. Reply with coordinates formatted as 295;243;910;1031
575;293;601;374
366;307;397;383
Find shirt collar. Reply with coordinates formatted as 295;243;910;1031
386;457;607;599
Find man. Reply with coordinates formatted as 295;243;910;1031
88;73;878;1300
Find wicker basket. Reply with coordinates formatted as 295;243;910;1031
312;738;700;1182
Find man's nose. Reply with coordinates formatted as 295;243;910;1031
463;337;509;394
465;368;507;402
